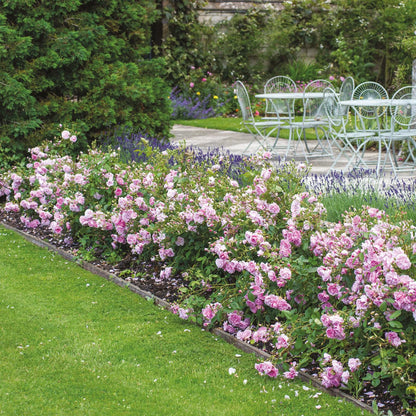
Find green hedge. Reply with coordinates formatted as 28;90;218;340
0;0;172;168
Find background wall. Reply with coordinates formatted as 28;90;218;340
199;1;284;24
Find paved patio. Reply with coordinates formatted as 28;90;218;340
171;124;383;176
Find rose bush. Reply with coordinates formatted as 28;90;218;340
1;130;416;410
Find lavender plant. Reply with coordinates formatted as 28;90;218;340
304;169;416;222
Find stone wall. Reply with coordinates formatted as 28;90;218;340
199;1;284;24
198;1;318;63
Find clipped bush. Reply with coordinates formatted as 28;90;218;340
0;0;172;168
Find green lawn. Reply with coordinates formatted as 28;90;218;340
175;116;319;140
0;226;368;415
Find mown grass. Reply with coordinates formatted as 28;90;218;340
175;116;319;140
0;226;368;415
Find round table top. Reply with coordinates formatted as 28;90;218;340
255;92;324;99
340;98;416;107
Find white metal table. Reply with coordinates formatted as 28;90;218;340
255;92;328;158
340;98;416;174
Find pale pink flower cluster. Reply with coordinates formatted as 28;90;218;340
310;206;416;328
61;130;77;143
170;303;192;320
385;331;406;347
201;302;222;327
319;354;361;388
223;310;250;334
321;313;346;340
254;361;279;378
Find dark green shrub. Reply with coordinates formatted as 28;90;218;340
0;0;172;169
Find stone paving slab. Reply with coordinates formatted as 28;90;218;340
171;124;384;176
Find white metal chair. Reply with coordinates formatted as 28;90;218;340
339;76;355;112
378;86;416;175
291;79;334;161
323;87;376;172
262;76;298;157
263;76;297;121
235;80;284;154
352;81;389;133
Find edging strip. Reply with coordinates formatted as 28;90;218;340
2;222;374;414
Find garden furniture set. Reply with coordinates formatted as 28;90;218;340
236;77;416;176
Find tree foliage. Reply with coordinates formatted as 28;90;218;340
157;0;213;86
0;0;172;167
161;0;416;89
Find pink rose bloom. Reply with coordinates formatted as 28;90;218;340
61;130;70;139
190;82;194;88
223;321;236;334
341;371;350;384
290;199;301;217
367;207;379;217
267;270;277;282
279;267;291;280
317;266;332;282
201;78;207;82
264;294;291;311
329;75;335;81
283;364;298;379
255;361;278;378
394;250;411;270
348;358;361;372
276;334;289;349
70;135;77;142
268;202;280;214
261;168;271;180
178;308;189;320
327;283;341;298
385;331;406;347
236;329;252;341
160;267;172;280
318;291;330;303
228;311;244;327
252;326;269;343
271;321;282;333
279;239;291;258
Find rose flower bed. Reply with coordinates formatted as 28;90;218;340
1;130;416;413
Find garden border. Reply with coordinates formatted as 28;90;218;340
1;222;374;414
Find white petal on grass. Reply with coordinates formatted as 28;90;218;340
228;367;236;375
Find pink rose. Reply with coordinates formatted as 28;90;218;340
61;130;70;139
